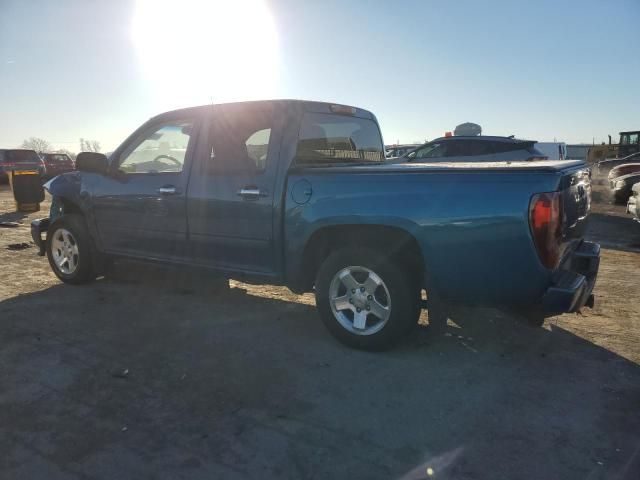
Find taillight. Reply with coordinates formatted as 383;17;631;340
529;192;563;269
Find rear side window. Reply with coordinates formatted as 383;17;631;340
295;113;384;165
491;141;543;157
209;105;273;174
445;140;493;157
491;142;522;154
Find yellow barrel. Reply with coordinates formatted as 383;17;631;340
8;170;44;212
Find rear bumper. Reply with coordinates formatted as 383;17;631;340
31;217;50;256
542;241;600;316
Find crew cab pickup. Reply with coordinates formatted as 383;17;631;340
32;100;599;350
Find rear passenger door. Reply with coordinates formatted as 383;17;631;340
186;104;280;274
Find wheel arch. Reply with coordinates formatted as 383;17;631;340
289;223;426;293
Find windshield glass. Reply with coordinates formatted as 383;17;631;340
295;113;384;165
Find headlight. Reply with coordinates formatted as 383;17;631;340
615;180;625;189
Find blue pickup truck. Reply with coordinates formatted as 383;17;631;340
32;100;599;350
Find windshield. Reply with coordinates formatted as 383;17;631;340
295;113;384;165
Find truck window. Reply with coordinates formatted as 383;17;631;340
47;154;70;163
118;122;193;174
295;113;383;165
6;150;40;163
467;140;493;156
411;142;448;160
208;107;273;174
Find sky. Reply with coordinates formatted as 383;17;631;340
0;0;639;152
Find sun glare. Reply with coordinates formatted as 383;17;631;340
132;0;279;108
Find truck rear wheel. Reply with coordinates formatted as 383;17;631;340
315;248;421;350
46;214;97;284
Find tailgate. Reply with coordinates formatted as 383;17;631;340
559;167;591;256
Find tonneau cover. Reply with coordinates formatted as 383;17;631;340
298;160;586;174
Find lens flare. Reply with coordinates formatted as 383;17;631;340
132;0;279;108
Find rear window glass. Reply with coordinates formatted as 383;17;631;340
47;154;70;163
5;150;40;163
296;113;384;165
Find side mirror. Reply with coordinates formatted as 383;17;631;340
76;152;109;174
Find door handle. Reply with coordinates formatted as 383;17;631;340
237;187;267;199
158;186;178;195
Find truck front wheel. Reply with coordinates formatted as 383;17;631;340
315;248;421;350
46;214;97;284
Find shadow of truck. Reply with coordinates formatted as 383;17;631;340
1;265;639;480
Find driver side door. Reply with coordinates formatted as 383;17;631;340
91;117;200;260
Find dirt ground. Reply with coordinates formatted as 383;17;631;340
0;179;639;480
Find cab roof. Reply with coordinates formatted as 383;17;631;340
429;136;536;144
148;99;377;122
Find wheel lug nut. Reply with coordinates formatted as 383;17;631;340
349;299;353;304
351;289;355;294
360;287;365;292
366;305;370;311
367;295;373;300
356;308;361;312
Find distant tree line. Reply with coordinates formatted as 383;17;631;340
20;137;102;160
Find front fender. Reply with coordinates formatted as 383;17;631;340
44;172;103;249
44;172;83;209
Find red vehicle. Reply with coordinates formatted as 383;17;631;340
40;153;75;178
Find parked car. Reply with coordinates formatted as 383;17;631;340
0;149;46;182
596;152;640;176
31;100;599;350
608;163;640;181
385;144;421;159
610;172;640;203
626;182;640;224
400;136;548;163
40;153;75;178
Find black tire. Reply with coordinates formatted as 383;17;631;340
315;247;421;351
46;214;97;284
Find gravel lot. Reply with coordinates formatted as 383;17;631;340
0;179;639;480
